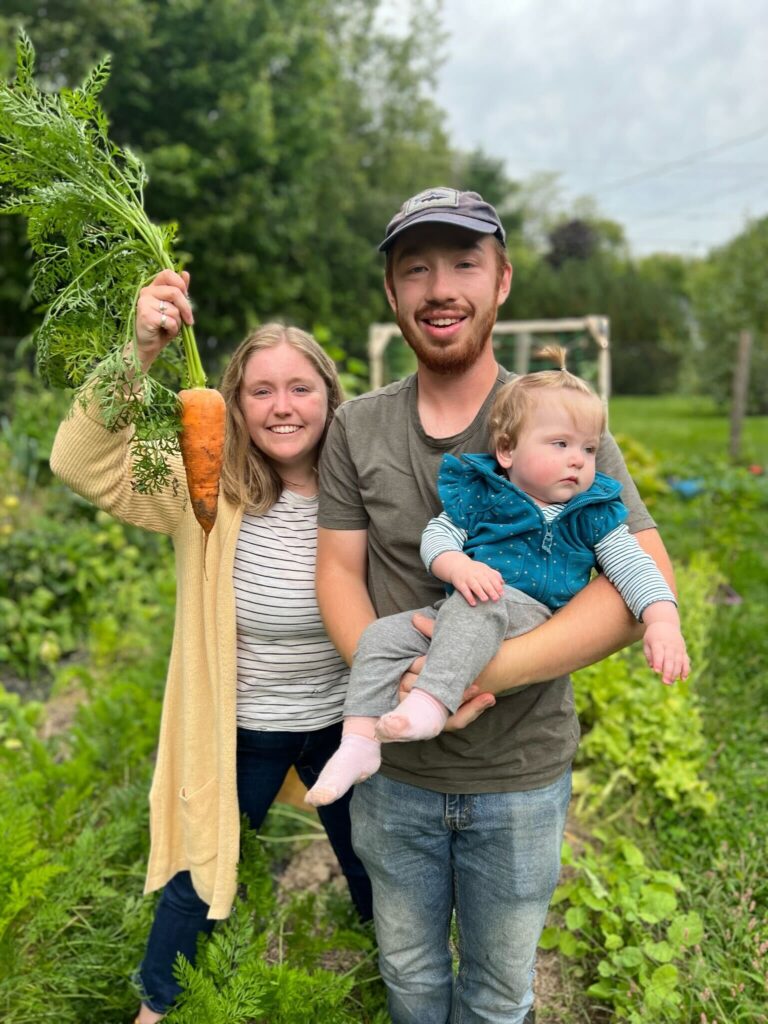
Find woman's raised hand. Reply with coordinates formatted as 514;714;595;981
133;270;194;371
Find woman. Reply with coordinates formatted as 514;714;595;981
50;270;372;1023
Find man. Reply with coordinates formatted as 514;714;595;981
316;187;674;1024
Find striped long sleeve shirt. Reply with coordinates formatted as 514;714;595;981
421;506;675;621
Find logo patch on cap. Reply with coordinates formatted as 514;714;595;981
404;187;460;215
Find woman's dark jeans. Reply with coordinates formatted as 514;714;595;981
137;722;373;1013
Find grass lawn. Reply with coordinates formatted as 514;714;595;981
609;394;768;467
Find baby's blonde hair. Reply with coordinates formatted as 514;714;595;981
489;345;605;453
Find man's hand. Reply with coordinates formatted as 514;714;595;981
398;623;496;733
444;689;496;731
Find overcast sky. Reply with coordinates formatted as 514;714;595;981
380;0;768;258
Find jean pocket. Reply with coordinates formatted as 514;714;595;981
179;776;218;866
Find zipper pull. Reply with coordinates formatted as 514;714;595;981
542;525;553;553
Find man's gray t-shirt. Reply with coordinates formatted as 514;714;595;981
318;369;655;794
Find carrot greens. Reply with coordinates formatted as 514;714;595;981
0;32;208;493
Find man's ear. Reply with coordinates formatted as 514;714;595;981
496;261;513;307
496;445;514;469
384;275;398;314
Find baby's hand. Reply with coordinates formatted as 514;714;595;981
643;621;690;685
449;560;505;606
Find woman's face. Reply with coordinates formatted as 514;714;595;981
239;342;329;483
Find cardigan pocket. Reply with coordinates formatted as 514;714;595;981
179;776;218;866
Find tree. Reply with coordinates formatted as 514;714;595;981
545;219;598;268
506;217;693;395
0;0;454;368
689;217;768;413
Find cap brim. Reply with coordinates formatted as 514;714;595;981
378;211;501;252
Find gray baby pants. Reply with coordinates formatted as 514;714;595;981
343;586;552;717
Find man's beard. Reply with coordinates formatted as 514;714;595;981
396;303;497;376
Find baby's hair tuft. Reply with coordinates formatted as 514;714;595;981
489;345;605;453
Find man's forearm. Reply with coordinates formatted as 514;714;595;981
476;528;673;693
476;574;640;692
316;528;376;665
317;572;377;666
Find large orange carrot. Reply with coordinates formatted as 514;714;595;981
178;387;226;539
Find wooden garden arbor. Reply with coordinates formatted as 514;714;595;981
367;315;612;401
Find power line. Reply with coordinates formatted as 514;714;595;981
629;174;768;221
594;124;768;193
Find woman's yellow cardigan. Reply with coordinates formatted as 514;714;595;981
51;398;245;919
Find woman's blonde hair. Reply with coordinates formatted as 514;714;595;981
489;345;605;453
219;323;344;514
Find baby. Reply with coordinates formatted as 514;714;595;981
307;347;689;806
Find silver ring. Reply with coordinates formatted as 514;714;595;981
158;300;167;313
160;313;168;330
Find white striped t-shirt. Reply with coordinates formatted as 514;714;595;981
233;490;349;731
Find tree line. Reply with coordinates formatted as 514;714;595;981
0;0;765;410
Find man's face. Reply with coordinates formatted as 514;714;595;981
385;224;512;376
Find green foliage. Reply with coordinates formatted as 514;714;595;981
610;431;671;508
1;367;70;488
542;836;703;1022
546;553;718;1020
507;244;692;396
0;0;455;366
0;31;209;491
544;395;768;1024
571;556;717;822
0;665;384;1021
169;874;365;1024
165;829;384;1024
0;493;172;680
0;782;66;944
0;647;165;1021
689;215;768;413
0;364;175;684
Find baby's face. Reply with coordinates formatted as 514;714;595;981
496;392;600;507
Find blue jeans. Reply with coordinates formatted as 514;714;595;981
137;723;372;1013
351;769;571;1024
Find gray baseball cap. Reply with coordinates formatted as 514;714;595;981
378;187;506;252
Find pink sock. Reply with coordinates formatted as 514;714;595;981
375;688;450;742
304;734;381;807
343;715;378;741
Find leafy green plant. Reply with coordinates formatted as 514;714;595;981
0;31;207;492
0;501;172;680
551;396;768;1024
166;830;380;1024
571;555;717;821
539;555;722;1021
541;835;704;1021
611;431;671;508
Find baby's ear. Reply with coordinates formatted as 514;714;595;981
496;445;514;470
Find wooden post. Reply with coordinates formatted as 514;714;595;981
515;331;532;376
729;329;753;460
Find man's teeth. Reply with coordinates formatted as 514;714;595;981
428;318;460;326
270;425;300;433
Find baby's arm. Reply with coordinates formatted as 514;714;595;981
420;512;504;606
595;524;689;684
